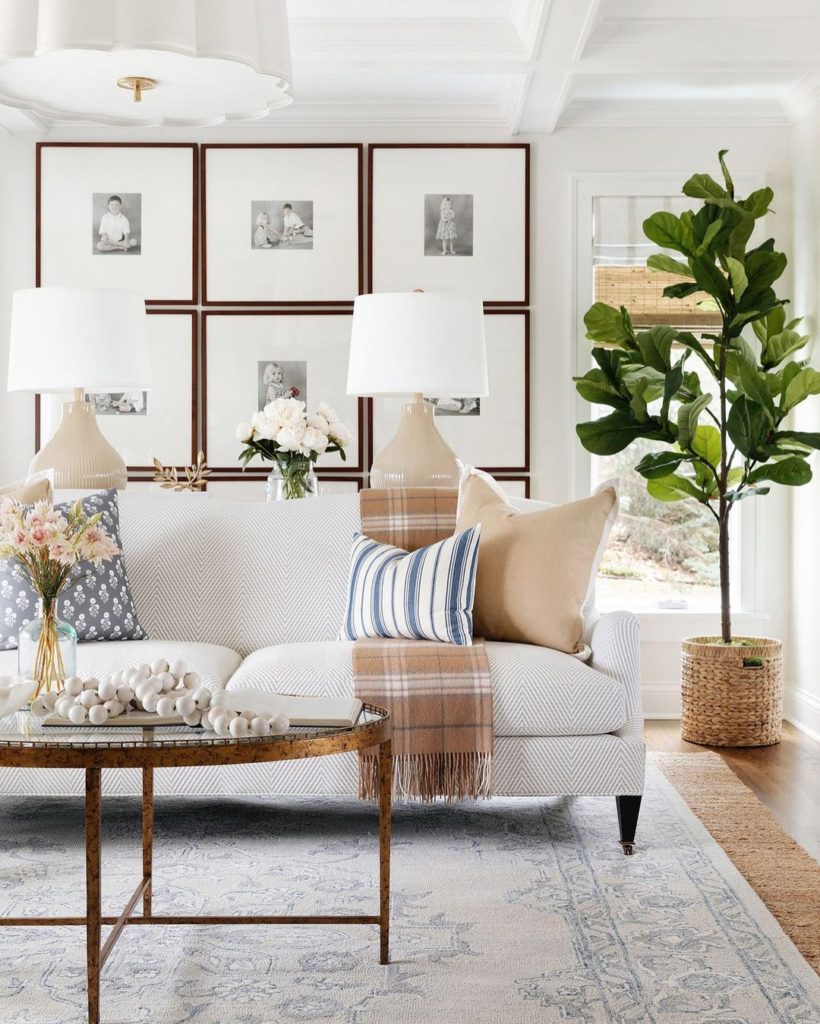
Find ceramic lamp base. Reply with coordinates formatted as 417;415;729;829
370;394;460;489
30;398;127;490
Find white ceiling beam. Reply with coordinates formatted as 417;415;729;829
288;17;534;72
559;96;789;129
517;0;604;134
579;19;820;73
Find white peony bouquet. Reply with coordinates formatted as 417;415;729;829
236;398;351;498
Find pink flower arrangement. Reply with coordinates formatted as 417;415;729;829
0;498;119;602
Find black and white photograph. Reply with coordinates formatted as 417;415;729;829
92;192;141;254
203;311;364;472
424;193;473;256
257;360;307;410
37;143;198;302
203;145;361;304
251;200;314;250
86;390;148;415
370;144;529;305
426;396;480;416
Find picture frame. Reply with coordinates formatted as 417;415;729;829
36;143;198;304
202;311;365;474
202;144;363;305
35;310;197;478
494;477;531;499
369;143;529;306
369;311;529;473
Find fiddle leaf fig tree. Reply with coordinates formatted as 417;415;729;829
575;152;820;643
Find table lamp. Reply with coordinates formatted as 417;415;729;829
348;291;488;488
8;287;152;490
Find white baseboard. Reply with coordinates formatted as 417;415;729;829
784;686;820;744
640;682;681;719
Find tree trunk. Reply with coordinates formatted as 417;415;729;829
718;509;731;642
717;342;731;643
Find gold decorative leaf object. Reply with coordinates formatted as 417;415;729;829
152;451;211;492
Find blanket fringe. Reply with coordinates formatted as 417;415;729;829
359;751;493;802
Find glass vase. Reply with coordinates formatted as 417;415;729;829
18;599;77;698
265;460;319;501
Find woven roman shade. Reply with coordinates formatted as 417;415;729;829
594;266;721;328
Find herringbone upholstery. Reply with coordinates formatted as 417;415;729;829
227;640;627;737
118;492;360;655
0;495;645;798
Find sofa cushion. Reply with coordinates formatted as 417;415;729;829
456;470;617;655
117;492;360;657
339;528;481;645
0;489;145;649
0;640;242;691
227;640;626;737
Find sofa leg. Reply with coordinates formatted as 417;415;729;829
616;795;642;855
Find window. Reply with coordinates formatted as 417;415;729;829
581;190;736;612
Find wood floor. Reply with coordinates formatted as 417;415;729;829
645;720;820;861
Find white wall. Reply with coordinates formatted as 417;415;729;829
0;121;796;717
788;104;820;741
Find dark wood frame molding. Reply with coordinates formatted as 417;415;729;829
365;309;530;474
493;475;531;498
204;474;364;492
35;142;199;305
201;143;364;307
33;310;198;481
201;310;366;475
367;142;530;307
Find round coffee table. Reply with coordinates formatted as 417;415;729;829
0;704;392;1024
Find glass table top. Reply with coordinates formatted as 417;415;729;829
0;705;387;751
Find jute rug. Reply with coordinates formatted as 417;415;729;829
1;764;818;1023
652;751;820;973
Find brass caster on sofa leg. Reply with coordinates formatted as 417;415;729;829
619;841;635;856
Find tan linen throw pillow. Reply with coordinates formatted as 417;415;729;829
456;473;617;654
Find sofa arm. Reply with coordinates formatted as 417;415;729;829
589;610;643;728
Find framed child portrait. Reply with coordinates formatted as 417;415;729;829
202;311;365;474
202;144;363;305
36;143;198;304
370;311;529;473
35;311;197;476
369;143;529;306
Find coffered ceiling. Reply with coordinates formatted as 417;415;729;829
1;0;818;134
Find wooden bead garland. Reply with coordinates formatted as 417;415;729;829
28;659;290;734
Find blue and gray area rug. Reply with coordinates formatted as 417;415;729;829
0;765;818;1023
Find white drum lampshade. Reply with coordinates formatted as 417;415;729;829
348;292;488;488
8;287;152;490
0;0;292;127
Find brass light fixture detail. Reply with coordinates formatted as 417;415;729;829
116;76;157;102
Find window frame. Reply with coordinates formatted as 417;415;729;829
571;172;767;618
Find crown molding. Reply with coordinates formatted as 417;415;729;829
558;96;789;129
783;73;820;123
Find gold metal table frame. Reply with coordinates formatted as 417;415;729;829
0;706;392;1024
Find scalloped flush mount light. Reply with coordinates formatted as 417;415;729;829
0;0;293;127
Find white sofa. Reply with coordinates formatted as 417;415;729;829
0;491;645;847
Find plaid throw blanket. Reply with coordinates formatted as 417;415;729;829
354;488;493;801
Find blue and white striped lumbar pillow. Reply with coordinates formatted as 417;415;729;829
340;527;482;645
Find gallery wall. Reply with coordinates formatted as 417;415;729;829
0;120;798;718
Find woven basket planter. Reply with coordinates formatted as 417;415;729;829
681;636;783;747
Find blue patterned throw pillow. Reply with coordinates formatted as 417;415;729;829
0;489;146;649
340;527;481;645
